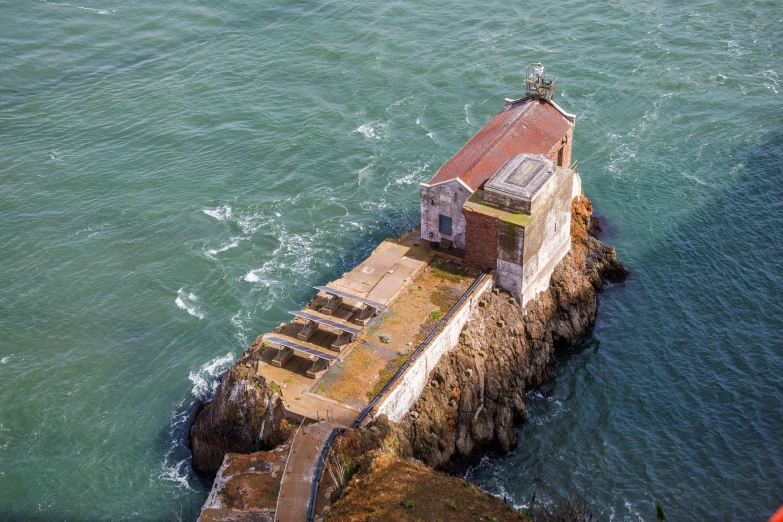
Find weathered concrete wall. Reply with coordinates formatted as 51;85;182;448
572;170;582;200
419;179;472;250
375;275;494;422
464;204;499;270
519;168;575;306
495;219;526;302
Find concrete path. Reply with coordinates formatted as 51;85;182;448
276;420;340;522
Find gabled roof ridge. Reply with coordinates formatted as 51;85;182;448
425;97;574;191
424;98;535;188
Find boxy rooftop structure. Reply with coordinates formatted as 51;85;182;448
419;66;582;306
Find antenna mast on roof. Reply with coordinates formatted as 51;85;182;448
525;63;557;101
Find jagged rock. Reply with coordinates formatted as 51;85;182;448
381;196;627;470
190;340;289;476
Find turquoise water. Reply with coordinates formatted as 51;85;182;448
1;0;780;520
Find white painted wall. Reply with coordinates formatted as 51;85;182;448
419;179;472;250
375;276;494;422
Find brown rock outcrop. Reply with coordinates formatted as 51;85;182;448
327;451;530;522
367;196;627;469
190;337;289;476
198;445;288;522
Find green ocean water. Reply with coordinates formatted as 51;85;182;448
1;0;781;520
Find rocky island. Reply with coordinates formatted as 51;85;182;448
189;66;627;521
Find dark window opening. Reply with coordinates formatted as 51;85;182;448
557;147;564;167
439;215;453;236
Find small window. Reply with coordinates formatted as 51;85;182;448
439;215;453;235
557;147;564;167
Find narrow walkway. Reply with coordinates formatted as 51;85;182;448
276;421;340;522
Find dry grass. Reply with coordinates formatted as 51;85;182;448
326;452;529;522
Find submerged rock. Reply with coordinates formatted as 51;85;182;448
190;340;289;476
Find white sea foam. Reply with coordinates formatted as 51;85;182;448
0;357;8;364
189;352;235;400
464;103;474;126
160;458;192;490
354;122;387;140
391;95;413;107
48;150;65;165
175;288;204;319
395;163;429;185
357;160;375;183
231;312;250;346
202;205;232;221
206;237;243;258
243;270;262;283
38;0;113;14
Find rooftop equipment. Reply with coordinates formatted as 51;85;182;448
525;63;557;101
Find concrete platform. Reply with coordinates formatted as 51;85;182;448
276;420;339;522
328;230;431;306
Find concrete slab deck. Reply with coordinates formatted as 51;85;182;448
276;420;339;522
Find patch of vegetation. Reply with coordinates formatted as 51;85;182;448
368;325;380;333
269;382;282;395
379;333;393;343
241;372;248;380
294;396;301;401
366;367;395;399
431;258;472;283
283;378;291;384
266;485;279;501
263;340;270;348
446;499;458;510
485;516;499;522
314;303;322;311
429;310;442;320
382;435;400;455
399;499;415;510
430;284;460;310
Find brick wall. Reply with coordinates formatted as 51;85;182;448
464;208;499;270
547;129;573;169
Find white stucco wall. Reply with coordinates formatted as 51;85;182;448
375;276;494;422
419;179;472;250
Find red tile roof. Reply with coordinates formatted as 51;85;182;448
426;98;573;191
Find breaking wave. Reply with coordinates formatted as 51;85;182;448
202;205;233;221
175;288;204;319
188;352;235;401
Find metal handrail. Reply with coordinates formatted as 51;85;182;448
351;267;491;428
306;426;345;522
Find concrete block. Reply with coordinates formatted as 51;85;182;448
271;347;294;368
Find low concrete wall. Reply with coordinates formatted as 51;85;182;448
375;275;495;422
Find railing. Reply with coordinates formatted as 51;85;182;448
350;267;491;429
304;268;491;522
306;426;345;522
275;408;333;522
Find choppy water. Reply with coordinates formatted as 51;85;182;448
1;0;780;520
